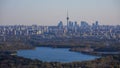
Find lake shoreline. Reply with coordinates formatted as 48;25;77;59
17;47;99;63
1;46;120;68
0;50;120;68
36;45;120;56
69;47;120;56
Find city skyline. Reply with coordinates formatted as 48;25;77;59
0;0;120;25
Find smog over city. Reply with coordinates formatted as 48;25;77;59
0;0;120;68
0;0;120;25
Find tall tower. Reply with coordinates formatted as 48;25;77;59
66;11;69;27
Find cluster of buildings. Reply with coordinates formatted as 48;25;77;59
0;14;120;41
0;21;120;40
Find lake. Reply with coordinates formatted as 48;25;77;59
17;47;99;63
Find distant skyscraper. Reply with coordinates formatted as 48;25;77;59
74;21;78;27
58;21;63;29
74;21;78;33
95;21;99;26
66;11;69;27
80;21;89;27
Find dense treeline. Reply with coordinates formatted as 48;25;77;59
0;35;120;68
1;35;120;48
0;42;34;51
0;53;120;68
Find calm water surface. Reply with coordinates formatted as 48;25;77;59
17;47;99;62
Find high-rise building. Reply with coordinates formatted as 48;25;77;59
74;21;78;27
74;21;78;33
95;21;99;26
80;21;89;27
92;21;99;26
58;21;63;29
67;11;69;27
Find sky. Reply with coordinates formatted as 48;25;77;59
0;0;120;26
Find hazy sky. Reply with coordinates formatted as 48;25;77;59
0;0;120;25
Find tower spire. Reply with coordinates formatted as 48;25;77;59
67;10;68;18
66;10;69;26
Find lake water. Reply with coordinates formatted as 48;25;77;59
17;47;99;62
